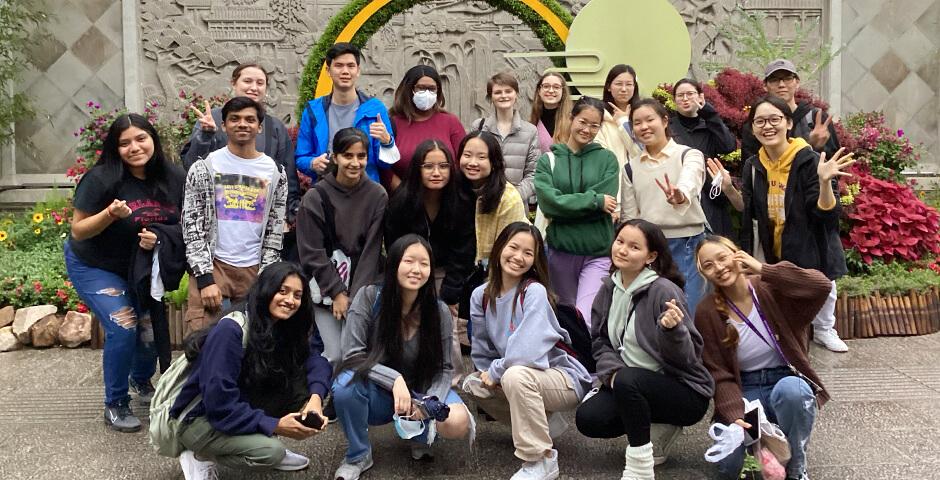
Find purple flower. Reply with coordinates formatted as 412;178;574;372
897;129;904;137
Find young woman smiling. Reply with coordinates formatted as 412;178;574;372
576;220;712;480
466;222;592;480
693;236;830;480
535;97;620;324
620;98;708;316
385;65;466;190
741;95;855;353
471;73;541;204
529;72;572;153
332;235;472;480
668;78;740;237
297;128;388;370
595;65;643;174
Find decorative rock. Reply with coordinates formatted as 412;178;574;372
0;306;13;328
12;305;58;344
0;326;21;352
30;314;64;347
59;311;92;348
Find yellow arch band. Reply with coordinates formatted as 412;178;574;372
313;0;570;98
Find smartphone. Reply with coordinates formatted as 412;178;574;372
743;407;760;441
297;412;324;430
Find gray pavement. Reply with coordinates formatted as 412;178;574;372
1;333;939;479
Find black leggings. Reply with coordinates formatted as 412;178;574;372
575;367;709;446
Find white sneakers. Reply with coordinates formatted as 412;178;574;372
510;449;560;480
274;449;310;471
813;328;849;352
180;451;218;480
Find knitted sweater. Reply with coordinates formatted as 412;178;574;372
693;262;831;424
474;183;528;262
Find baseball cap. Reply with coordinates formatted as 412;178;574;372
764;59;799;80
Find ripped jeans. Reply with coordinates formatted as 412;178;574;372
64;242;156;406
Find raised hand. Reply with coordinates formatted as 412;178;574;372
106;199;132;219
660;299;684;329
655;173;687;205
809;110;832;150
817;147;856;182
369;114;391;145
732;250;763;276
608;102;631;122
189;100;217;133
706;157;733;191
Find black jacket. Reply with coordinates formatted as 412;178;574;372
129;222;187;371
741;101;841;164
384;192;476;305
669;103;738;236
741;146;847;280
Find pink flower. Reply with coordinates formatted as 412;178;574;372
897;129;904;137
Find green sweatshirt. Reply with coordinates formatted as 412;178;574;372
535;142;619;256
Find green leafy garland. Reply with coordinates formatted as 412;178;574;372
296;0;573;118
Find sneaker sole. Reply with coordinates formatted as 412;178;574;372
411;450;434;461
274;461;310;472
813;337;849;353
653;426;683;465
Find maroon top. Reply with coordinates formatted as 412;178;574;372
386;111;466;187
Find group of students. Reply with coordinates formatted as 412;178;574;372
64;39;853;480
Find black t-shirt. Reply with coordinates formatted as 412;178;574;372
541;107;557;137
70;165;186;276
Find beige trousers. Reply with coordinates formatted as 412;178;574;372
465;366;579;461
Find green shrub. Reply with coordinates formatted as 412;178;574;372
837;261;940;297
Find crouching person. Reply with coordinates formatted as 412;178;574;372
332;235;472;480
466;222;593;480
155;262;331;479
575;220;714;480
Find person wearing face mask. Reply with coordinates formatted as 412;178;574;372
620;98;708;318
471;72;541;205
181;63;301;236
741;96;855;354
386;65;466;191
331;235;472;480
668;78;739;238
529;72;572;153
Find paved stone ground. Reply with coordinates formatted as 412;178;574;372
1;333;939;479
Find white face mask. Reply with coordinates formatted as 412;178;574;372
413;90;438;111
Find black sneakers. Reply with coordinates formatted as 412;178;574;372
129;379;155;406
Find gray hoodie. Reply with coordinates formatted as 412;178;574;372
470;281;592;399
591;276;714;398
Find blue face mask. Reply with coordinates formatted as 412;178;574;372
392;413;425;440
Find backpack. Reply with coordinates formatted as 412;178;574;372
623;147;692;184
149;312;251;458
482;279;596;373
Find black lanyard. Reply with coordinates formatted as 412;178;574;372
724;283;788;365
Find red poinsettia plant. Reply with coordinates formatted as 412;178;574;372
841;164;940;264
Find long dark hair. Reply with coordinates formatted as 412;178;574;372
184;262;314;390
747;95;794;124
89;113;174;203
457;130;507;214
390;64;446;122
613;219;685;289
484;222;556;315
348;235;444;392
388;139;464;230
602;64;639;115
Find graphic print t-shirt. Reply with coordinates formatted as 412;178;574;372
209;147;278;267
70;165;185;276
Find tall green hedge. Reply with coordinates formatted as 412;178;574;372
296;0;573;119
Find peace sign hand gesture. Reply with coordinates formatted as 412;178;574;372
608;102;630;122
189;100;217;133
809;110;833;150
655;173;687;205
660;299;684;329
817;147;856;182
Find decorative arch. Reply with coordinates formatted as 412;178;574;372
295;0;573;118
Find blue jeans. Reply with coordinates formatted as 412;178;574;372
331;370;463;462
716;367;817;479
64;242;156;406
667;233;706;316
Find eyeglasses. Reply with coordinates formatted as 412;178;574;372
420;162;450;172
575;118;601;131
766;75;797;85
753;115;785;128
674;92;698;99
540;84;563;91
413;85;438;93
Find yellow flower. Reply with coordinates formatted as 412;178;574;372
32;212;44;223
0;231;7;241
34;228;41;235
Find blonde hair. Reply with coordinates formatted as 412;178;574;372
694;235;743;348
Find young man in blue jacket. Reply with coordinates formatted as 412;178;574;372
295;43;399;182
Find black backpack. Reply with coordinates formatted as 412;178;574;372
482;279;596;373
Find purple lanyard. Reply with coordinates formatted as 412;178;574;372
723;283;789;365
